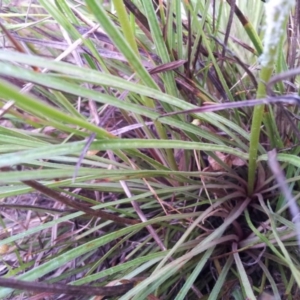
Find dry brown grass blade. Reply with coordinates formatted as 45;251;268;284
157;95;300;119
222;0;235;65
0;22;40;72
226;0;250;27
148;60;187;75
0;277;134;296
22;180;139;225
123;0;151;40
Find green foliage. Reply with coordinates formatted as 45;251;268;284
0;0;299;299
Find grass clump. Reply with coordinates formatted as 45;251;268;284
0;0;300;299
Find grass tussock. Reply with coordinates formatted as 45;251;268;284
0;0;300;299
